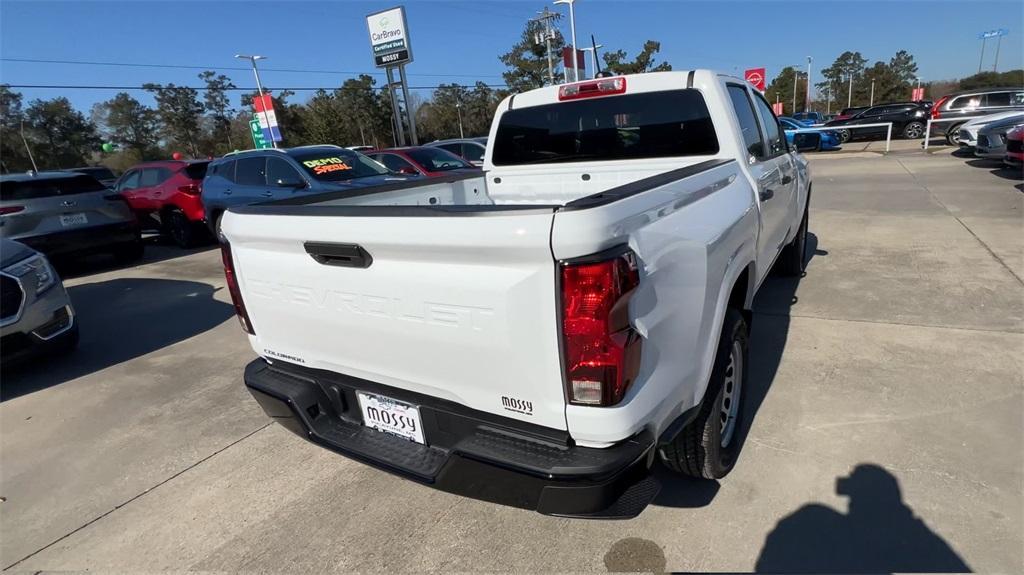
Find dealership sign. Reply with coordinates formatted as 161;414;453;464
744;68;766;92
367;6;413;68
252;94;282;143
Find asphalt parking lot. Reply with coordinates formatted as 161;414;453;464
1;145;1021;573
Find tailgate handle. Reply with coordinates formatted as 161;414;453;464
304;242;373;268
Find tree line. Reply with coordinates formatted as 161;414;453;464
765;49;1023;116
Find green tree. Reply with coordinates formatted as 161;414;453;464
91;92;160;160
143;83;204;156
765;67;806;115
0;85;31;172
334;75;393;147
816;51;869;108
958;69;1024;90
198;71;237;153
24;97;100;169
499;16;565;92
602;40;672;75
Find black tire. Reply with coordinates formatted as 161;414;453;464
112;238;144;263
213;212;225;242
778;205;809;277
660;309;749;479
837;129;851;143
945;123;964;146
165;209;199;249
903;121;925;139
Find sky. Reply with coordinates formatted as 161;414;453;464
1;0;1022;112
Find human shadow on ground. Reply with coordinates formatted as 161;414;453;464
652;233;824;510
1;278;233;400
754;464;971;574
54;235;217;280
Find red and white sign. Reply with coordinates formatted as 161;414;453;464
252;93;282;142
772;102;785;116
745;67;766;92
911;87;925;102
562;47;585;71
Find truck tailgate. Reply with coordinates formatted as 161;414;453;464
222;209;568;431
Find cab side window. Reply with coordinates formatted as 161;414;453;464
727;85;766;160
117;170;141;191
266;157;303;185
235;157;267;186
752;94;786;157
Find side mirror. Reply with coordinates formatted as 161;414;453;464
276;178;305;189
792;132;822;152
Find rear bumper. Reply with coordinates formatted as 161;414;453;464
244;358;659;518
17;222;139;258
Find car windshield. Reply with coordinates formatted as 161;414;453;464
291;150;389;182
183;162;209;180
404;148;473;171
493;89;718;165
1;175;107;201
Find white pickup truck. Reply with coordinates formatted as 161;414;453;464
221;70;813;518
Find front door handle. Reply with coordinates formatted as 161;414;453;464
781;174;793;185
759;188;775;202
224;189;232;195
262;191;274;197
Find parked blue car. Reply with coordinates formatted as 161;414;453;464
780;117;841;151
792;111;826;125
782;115;815;127
201;145;415;236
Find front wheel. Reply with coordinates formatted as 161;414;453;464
660;309;749;479
837;129;851;143
903;121;925;139
946;123;964;146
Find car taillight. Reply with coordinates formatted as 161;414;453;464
560;249;642;406
178;184;201;196
0;206;25;215
558;77;627;101
931;96;948;119
221;241;254;334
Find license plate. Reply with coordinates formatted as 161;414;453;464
60;213;88;226
357;391;425;445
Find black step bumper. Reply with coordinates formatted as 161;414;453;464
244;358;659;518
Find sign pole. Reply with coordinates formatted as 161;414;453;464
398;64;418;145
993;34;1002;72
978;37;986;74
386;67;405;146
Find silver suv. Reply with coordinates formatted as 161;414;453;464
1;238;77;366
932;87;1024;145
0;171;142;262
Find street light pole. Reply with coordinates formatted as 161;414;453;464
554;0;579;82
235;54;277;149
455;101;464;139
806;56;812;112
847;71;853;108
792;69;800;115
870;78;875;106
978;37;987;74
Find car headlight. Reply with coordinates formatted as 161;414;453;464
3;254;56;295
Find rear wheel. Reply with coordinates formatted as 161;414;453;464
165;209;199;248
778;206;809;277
660;309;749;479
837;129;851;143
903;121;925;139
946;123;964;146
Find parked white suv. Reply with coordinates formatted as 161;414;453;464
220;70;813;517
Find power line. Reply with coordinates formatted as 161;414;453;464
0;57;504;79
2;84;508;91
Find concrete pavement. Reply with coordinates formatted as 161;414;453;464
1;146;1021;572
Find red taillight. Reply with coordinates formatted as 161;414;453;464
0;206;25;215
220;242;254;334
178;184;201;196
931;96;948;119
558;77;627;101
560;249;642;406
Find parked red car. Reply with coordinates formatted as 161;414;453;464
113;160;210;248
1005;125;1024;170
366;147;480;178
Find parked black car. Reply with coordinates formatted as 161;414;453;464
69;166;118;188
825;102;931;141
930;86;1024;145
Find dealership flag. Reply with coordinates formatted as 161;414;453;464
562;47;585;72
744;68;766;92
253;94;282;143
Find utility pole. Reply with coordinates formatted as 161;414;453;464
554;0;579;82
532;7;558;85
806;56;813;112
235;54;277;149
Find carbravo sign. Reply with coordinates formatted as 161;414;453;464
367;6;413;68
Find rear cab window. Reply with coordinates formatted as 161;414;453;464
1;175;107;201
492;89;719;165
